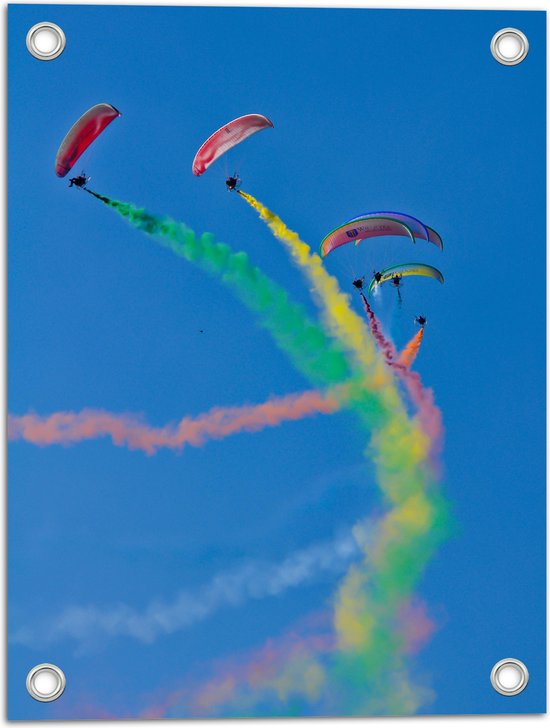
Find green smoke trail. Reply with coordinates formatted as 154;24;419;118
86;190;450;716
86;190;350;389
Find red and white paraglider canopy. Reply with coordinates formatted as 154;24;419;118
192;114;273;176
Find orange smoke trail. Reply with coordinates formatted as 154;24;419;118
8;389;344;455
393;326;442;458
399;328;424;369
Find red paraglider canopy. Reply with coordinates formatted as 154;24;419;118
192;114;273;176
55;103;121;177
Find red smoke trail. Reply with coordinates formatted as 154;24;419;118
8;389;342;455
359;294;442;459
359;293;424;371
359;293;397;364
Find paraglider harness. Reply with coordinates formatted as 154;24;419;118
225;176;241;191
391;274;403;302
69;172;90;189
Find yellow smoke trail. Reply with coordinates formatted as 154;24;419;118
237;191;431;477
237;191;447;714
238;191;399;405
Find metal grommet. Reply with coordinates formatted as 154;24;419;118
490;28;529;66
490;658;529;696
26;22;66;61
26;663;66;702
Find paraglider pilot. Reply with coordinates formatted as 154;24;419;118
69;173;89;188
391;274;403;302
225;176;241;191
352;277;364;290
391;274;402;288
415;315;427;327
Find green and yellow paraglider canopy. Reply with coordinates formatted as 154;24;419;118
368;263;444;295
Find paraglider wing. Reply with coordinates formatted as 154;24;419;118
55;103;121;177
347;212;443;251
426;226;443;249
192;114;274;176
320;216;415;258
368;263;445;295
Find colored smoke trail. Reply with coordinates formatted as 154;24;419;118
134;598;436;719
359;292;442;459
357;293;423;371
8;388;342;455
237;191;444;473
13;535;361;650
85;190;349;389
399;327;424;369
236;191;437;486
65;603;436;719
85;188;400;439
359;292;397;365
84;189;449;715
236;191;449;713
400;369;443;463
238;190;396;399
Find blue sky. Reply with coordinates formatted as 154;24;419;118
8;5;545;719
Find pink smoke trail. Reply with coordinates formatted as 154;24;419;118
359;293;442;459
58;601;438;719
397;365;443;461
132;601;436;719
8;389;343;456
397;598;438;656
